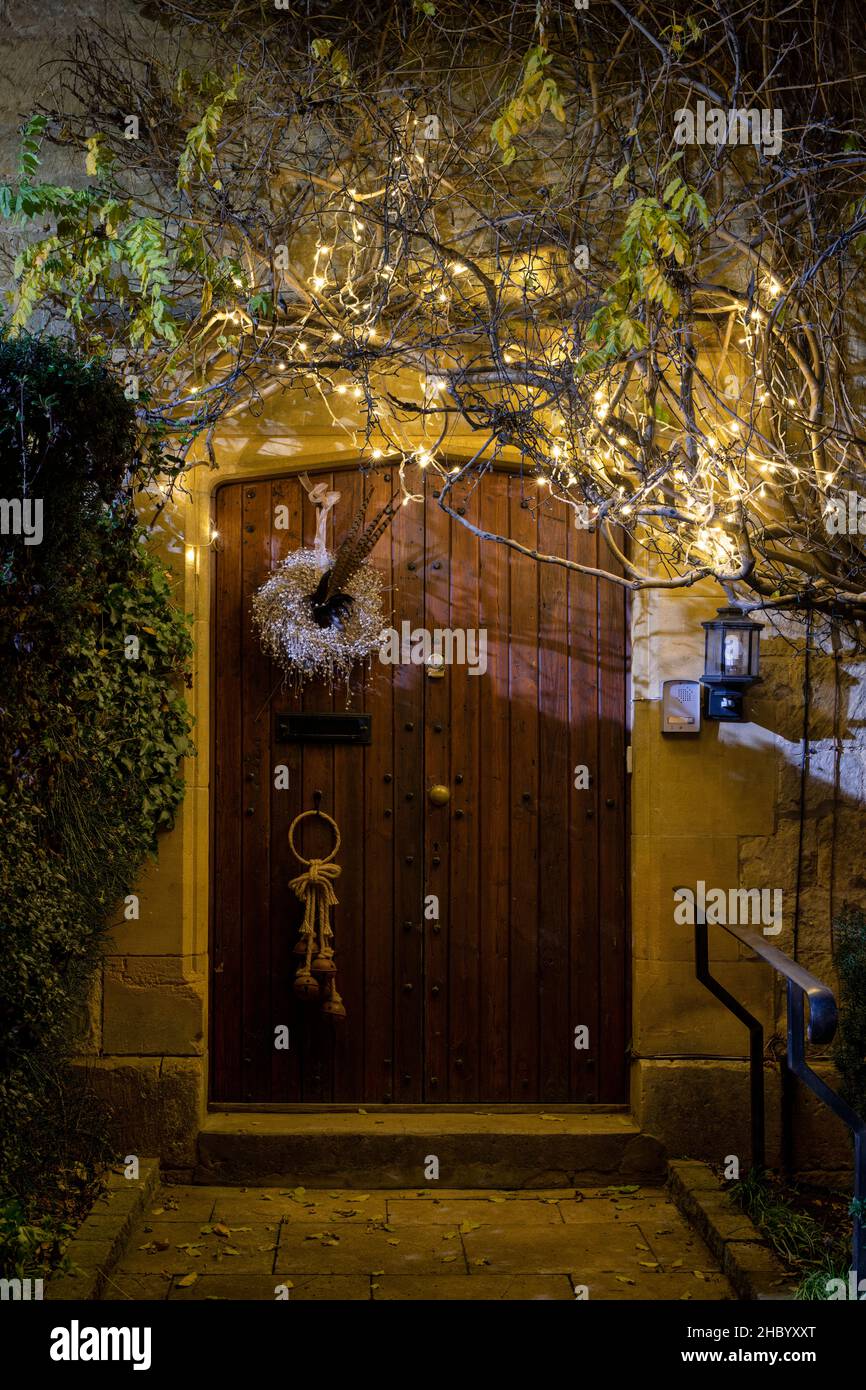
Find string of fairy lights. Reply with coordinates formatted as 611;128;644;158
147;114;852;599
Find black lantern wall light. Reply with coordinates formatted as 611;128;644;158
700;607;762;721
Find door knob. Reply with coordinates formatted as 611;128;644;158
428;783;451;805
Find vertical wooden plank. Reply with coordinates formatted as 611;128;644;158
297;472;337;1102
239;481;276;1101
537;497;570;1101
391;472;425;1103
568;514;601;1101
447;482;481;1100
598;528;628;1101
212;484;243;1101
423;475;450;1101
477;471;510;1101
332;464;367;1101
270;474;304;1102
363;465;396;1102
508;478;540;1101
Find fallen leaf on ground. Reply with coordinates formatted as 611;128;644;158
459;1220;481;1234
177;1273;198;1288
211;1223;231;1238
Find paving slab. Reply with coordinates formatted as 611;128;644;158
168;1274;370;1300
118;1220;278;1275
274;1223;469;1275
570;1269;734;1301
386;1197;564;1226
639;1219;723;1270
461;1220;649;1274
373;1275;575;1300
148;1188;220;1221
212;1190;388;1224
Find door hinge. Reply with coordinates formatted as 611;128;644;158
626;745;633;774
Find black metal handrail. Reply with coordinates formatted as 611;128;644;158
693;909;865;1289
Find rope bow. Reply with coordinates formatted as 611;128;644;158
287;811;346;1019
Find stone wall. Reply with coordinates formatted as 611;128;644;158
632;582;864;1179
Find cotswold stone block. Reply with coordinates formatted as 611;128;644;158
632;1058;783;1168
102;956;205;1056
69;1059;204;1171
158;1059;205;1169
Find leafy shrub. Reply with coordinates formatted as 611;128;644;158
0;333;138;560
0;332;192;1273
833;903;866;1125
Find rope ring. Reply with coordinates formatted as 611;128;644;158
288;809;341;865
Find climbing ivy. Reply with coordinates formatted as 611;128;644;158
0;334;193;1276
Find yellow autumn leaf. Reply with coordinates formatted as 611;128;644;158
177;1272;198;1288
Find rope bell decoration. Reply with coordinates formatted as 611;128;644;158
287;807;347;1019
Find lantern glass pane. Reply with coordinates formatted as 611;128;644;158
704;626;723;677
722;627;750;676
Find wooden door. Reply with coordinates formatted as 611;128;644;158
211;466;628;1104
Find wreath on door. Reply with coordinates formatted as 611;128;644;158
251;474;395;689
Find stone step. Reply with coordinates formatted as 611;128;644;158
195;1109;666;1188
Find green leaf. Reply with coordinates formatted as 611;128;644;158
18;114;47;181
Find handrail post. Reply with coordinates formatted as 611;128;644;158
694;915;765;1172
